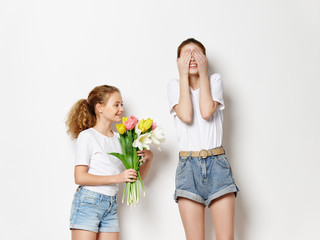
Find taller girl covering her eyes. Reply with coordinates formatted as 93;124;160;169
167;38;239;240
66;85;153;240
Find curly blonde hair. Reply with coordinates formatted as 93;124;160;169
66;85;120;139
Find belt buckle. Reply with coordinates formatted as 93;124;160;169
199;149;208;159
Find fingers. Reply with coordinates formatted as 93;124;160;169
137;149;147;156
193;49;208;76
139;157;146;162
194;47;203;55
177;49;193;77
137;150;147;162
137;150;146;162
192;48;200;62
184;49;192;64
124;169;137;182
127;179;137;183
193;48;206;63
180;48;206;62
126;169;137;176
137;150;153;162
178;49;191;64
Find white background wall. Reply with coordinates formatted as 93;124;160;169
1;0;320;239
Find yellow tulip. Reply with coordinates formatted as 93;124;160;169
116;124;126;134
144;118;153;131
138;118;153;133
122;117;128;125
138;119;144;131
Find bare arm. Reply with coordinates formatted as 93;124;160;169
137;149;153;180
193;48;220;120
74;165;137;186
174;49;193;124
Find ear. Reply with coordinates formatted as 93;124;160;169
95;103;103;115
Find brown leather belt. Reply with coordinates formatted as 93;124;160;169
179;147;225;159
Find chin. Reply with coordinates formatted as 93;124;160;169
189;70;199;76
114;116;122;122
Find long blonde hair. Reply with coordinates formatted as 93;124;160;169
66;85;120;138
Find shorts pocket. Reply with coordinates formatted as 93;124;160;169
215;155;230;169
176;158;189;175
80;193;99;206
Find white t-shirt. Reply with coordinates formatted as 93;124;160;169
75;128;124;196
167;73;225;151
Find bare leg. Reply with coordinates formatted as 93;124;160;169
97;232;119;240
209;193;235;240
71;229;97;240
178;197;205;240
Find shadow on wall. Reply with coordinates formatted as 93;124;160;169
203;65;249;239
223;92;249;240
143;148;171;186
117;147;171;240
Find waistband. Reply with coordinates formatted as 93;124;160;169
179;146;225;159
76;186;117;201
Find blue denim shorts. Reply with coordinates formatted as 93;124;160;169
70;187;119;233
174;152;239;207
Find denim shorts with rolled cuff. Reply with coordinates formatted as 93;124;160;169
174;151;239;207
70;187;120;233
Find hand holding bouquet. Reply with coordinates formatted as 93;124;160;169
109;116;165;208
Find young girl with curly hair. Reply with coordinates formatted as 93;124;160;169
66;85;153;240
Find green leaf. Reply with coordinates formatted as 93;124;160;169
119;135;126;156
126;154;133;169
122;182;127;203
132;147;139;171
125;132;133;155
109;152;130;169
137;171;145;196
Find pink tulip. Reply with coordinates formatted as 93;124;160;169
124;115;138;130
152;122;157;131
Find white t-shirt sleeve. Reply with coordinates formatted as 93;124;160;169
210;73;225;110
167;79;180;116
75;131;93;166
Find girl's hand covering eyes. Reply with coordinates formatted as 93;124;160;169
192;48;208;76
177;49;192;78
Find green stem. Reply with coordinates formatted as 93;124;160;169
122;182;127;203
137;171;145;196
127;183;130;206
133;182;136;206
136;180;139;203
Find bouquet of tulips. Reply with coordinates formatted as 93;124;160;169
109;115;165;208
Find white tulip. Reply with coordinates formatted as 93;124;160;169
150;126;166;151
132;132;152;150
